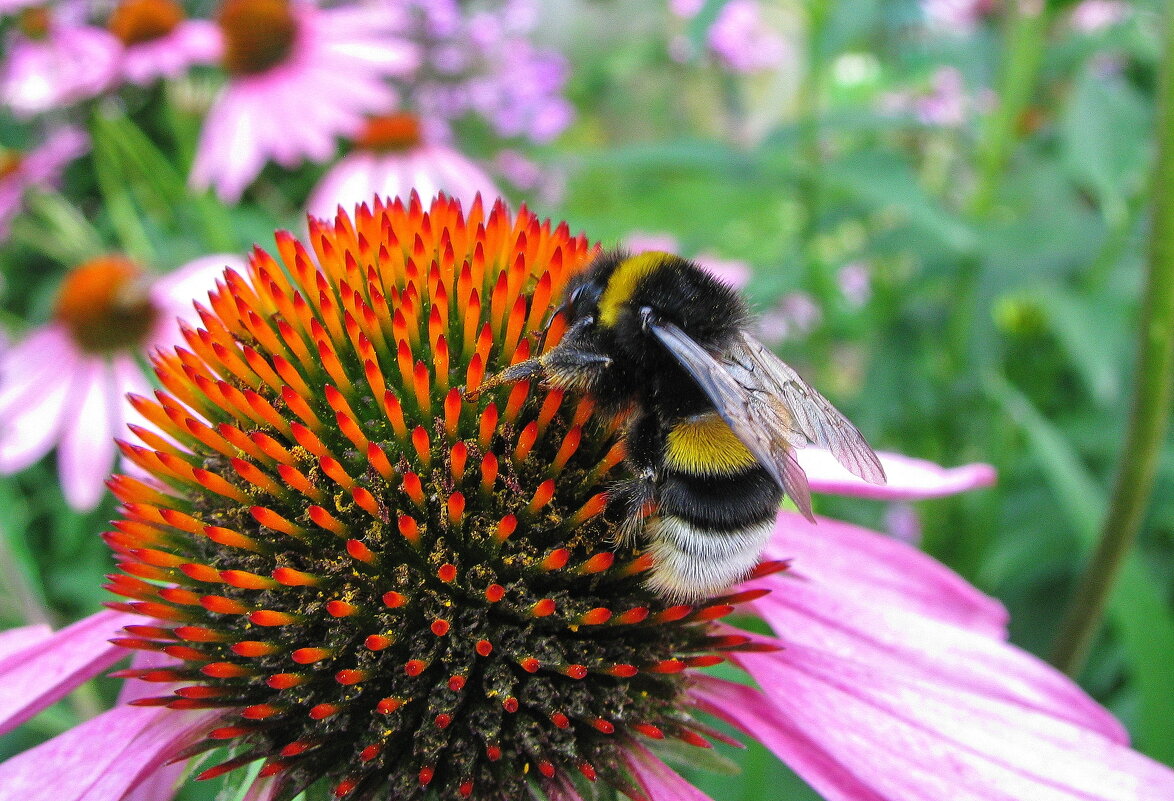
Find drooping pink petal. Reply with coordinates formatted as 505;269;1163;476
0;332;82;473
0;624;52;655
57;358;119;510
759;511;1008;636
624;742;717;801
800;447;996;500
695;645;1174;801
0;702;222;801
747;565;1124;739
115;652;188;801
0;610;137;736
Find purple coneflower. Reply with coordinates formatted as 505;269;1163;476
0;125;88;241
307;113;500;222
0;254;237;510
0;196;1171;801
0;0;120;117
190;0;419;203
106;0;222;86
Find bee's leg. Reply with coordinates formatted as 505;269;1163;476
461;358;544;400
608;469;657;548
606;409;661;547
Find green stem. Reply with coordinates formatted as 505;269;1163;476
1050;2;1174;676
950;1;1051;369
969;1;1050;217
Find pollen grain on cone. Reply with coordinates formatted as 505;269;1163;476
106;193;765;801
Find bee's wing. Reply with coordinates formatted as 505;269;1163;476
728;331;887;486
645;319;818;521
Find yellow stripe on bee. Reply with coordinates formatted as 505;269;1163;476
597;252;668;328
664;413;757;476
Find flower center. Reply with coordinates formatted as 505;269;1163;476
355;114;424;153
53;257;159;354
107;197;760;800
17;6;51;39
217;0;298;77
0;150;24;180
108;0;184;46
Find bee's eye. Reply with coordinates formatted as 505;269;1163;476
568;285;587;307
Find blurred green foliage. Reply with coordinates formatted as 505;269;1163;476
1;0;1171;797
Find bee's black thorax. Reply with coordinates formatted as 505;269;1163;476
562;250;748;418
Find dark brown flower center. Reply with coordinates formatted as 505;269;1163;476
0;151;24;180
108;0;184;46
17;6;51;39
355;115;424;153
218;0;298;77
53;257;159;354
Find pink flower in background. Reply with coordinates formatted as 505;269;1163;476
106;0;222;86
307;113;500;220
0;126;88;240
2;449;1172;800
625;231;752;288
707;0;786;74
1070;0;1128;33
757;290;822;343
922;0;996;33
0;254;239;510
190;0;419;202
0;1;120;117
403;0;575;144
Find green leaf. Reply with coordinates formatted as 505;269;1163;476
984;372;1174;761
1060;67;1152;224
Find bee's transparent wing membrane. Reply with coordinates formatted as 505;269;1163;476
646;320;886;522
729;331;887;486
646;319;816;521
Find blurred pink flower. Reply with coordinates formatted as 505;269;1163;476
0;254;239;510
707;0;786;74
757;290;822;343
922;0;996;33
1070;0;1128;33
307;113;500;220
837;261;872;307
0;1;120;117
403;0;574;144
190;0;419;202
0;126;88;240
625;231;752;289
106;0;222;86
2;454;1172;800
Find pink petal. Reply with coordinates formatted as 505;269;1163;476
748;566;1124;739
624;742;717;801
57;359;118;510
148;254;243;348
0;610;137;736
695;643;1174;801
757;512;1008;637
0;624;52;655
800;448;996;500
0;703;222;801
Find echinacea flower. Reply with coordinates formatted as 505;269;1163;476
307;113;500;222
0;0;120;117
2;195;1172;801
106;0;222;86
0;253;239;510
190;0;419;202
0;125;88;241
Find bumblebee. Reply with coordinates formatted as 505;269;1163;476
477;250;886;600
